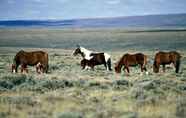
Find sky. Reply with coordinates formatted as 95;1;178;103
0;0;186;20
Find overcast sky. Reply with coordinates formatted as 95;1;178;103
0;0;186;20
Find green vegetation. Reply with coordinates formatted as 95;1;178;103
0;28;186;118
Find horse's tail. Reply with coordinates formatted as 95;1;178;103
107;58;112;71
104;53;112;71
142;55;147;67
143;55;147;71
175;56;181;73
44;52;49;73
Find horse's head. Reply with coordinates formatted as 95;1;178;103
114;62;121;73
114;66;121;73
11;64;16;73
73;45;86;58
73;45;82;56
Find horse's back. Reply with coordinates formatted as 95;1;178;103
122;53;146;66
155;51;181;64
15;50;48;65
169;51;181;58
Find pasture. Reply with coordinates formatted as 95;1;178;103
0;28;186;118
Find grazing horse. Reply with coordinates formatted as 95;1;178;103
73;45;112;71
153;51;181;73
115;53;147;74
12;50;48;73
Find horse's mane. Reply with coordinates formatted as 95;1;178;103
79;47;93;59
80;47;92;53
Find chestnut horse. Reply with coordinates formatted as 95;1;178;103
12;50;48;73
115;53;147;74
153;51;181;73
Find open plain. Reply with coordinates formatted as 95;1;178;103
0;28;186;118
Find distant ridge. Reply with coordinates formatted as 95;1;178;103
0;13;186;28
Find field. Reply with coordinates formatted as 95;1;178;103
0;28;186;118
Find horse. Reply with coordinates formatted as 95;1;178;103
80;54;107;70
73;45;112;71
12;50;49;73
153;51;181;73
114;53;148;74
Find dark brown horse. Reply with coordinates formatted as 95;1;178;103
80;53;107;70
12;50;48;73
153;51;181;73
115;53;147;74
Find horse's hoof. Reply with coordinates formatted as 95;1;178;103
145;71;149;75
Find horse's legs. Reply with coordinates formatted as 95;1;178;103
91;65;94;71
43;65;48;73
140;64;144;72
173;61;180;73
143;66;149;75
123;66;130;76
36;63;40;74
36;63;44;74
143;67;147;72
21;65;24;73
85;65;90;70
24;65;28;73
21;64;25;73
123;67;125;72
104;63;108;70
25;67;28;73
21;64;28;73
81;65;85;70
15;64;19;73
139;64;143;75
43;65;47;73
163;64;166;72
126;66;130;73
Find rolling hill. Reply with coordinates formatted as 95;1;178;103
0;13;186;28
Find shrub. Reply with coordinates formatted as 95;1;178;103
176;98;186;118
56;111;83;118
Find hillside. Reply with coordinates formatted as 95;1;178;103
0;13;186;28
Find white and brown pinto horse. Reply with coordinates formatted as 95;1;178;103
73;45;112;71
12;50;48;74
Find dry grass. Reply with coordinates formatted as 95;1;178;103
0;28;186;118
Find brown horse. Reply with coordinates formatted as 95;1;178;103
81;59;94;70
153;51;181;73
115;53;147;74
80;53;108;70
12;50;48;73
